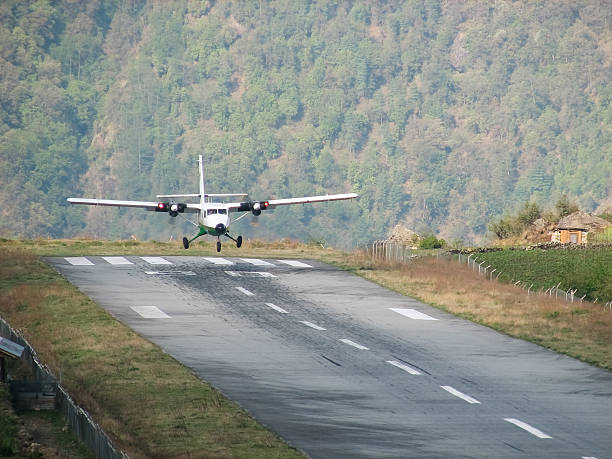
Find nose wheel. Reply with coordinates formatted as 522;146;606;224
216;240;221;252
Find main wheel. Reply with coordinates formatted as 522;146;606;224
183;237;189;249
236;236;243;248
216;240;221;252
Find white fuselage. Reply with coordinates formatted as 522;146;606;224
198;204;231;234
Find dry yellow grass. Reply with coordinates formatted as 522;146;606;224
345;253;612;369
1;238;610;458
0;244;304;458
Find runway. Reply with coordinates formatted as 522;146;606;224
47;256;612;458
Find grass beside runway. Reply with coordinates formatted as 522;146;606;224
0;238;610;456
0;242;305;458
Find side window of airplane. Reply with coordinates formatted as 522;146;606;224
207;209;218;215
218;209;227;214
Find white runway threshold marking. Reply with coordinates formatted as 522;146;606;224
140;257;172;265
387;360;422;375
265;303;289;314
389;308;438;321
102;256;133;265
131;306;171;319
300;321;326;331
240;258;275;266
504;418;552;439
440;386;481;404
235;286;255;297
203;257;233;265
145;271;196;276
277;260;312;268
64;257;94;266
339;339;369;350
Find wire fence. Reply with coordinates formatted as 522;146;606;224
363;241;612;311
0;316;129;459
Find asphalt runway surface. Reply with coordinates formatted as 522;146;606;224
47;256;612;459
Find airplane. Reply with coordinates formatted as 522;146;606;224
68;155;359;252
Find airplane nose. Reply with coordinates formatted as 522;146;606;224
215;223;226;234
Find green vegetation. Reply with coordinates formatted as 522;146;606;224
0;241;304;458
1;1;611;248
1;237;612;459
418;234;445;249
470;247;612;302
0;385;18;457
488;195;586;239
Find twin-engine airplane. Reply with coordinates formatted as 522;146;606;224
68;155;358;252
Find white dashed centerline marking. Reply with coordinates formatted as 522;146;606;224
339;339;369;350
300;321;326;331
277;260;312;268
64;257;94;266
265;303;289;314
240;258;275;266
236;287;255;297
140;257;172;265
131;306;171;318
504;418;552;439
387;360;422;375
102;256;133;265
203;257;233;265
389;308;438;320
440;386;481;404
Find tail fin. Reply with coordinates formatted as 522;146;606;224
198;155;205;206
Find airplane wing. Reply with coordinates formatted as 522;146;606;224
266;193;358;209
67;198;200;213
227;193;358;212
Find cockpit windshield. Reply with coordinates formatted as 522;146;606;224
207;209;227;215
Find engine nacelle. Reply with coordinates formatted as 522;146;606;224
167;202;186;217
251;200;269;216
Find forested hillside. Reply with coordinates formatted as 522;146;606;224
1;0;610;248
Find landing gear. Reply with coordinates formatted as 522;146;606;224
224;233;243;248
183;237;189;249
216;240;221;252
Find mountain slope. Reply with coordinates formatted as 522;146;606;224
1;0;610;247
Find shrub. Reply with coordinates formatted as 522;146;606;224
419;234;445;249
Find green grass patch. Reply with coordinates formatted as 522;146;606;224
1;238;611;458
471;247;612;302
0;241;304;458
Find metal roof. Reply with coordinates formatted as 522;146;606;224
0;337;25;359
